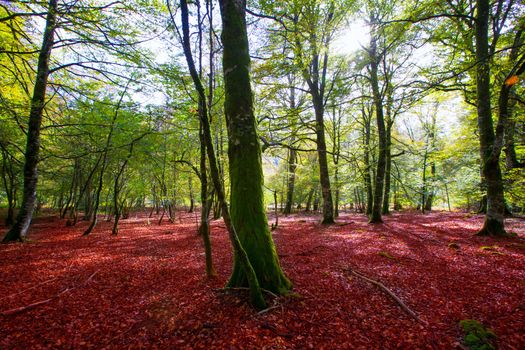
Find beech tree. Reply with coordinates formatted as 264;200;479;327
218;0;291;298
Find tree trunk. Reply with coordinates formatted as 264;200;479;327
198;125;215;277
382;123;392;215
218;0;291;298
283;148;296;215
1;150;16;226
180;0;290;307
313;187;319;212
112;142;134;235
421;149;428;213
83;82;128;236
475;0;506;236
188;176;194;213
363;116;373;216
2;0;57;242
312;99;334;223
334;166;340;217
368;34;387;224
305;187;314;212
424;162;435;211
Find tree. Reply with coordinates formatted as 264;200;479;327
2;0;58;242
1;0;150;242
473;0;506;236
218;0;291;297
178;0;291;308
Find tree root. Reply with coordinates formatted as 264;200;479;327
345;267;428;325
0;270;99;317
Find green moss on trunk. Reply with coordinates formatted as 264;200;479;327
220;0;291;295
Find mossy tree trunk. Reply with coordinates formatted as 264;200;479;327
218;0;291;296
181;0;291;308
474;0;506;236
2;0;57;242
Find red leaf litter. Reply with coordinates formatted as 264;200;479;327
1;211;524;349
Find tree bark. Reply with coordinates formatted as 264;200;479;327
283;147;296;215
3;0;57;242
382;122;392;215
368;34;387;224
112;142;134;235
218;0;291;299
180;0;291;307
1;149;17;226
312;97;334;223
305;187;314;212
475;0;506;236
362;111;373;216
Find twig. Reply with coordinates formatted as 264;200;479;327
0;270;99;317
346;267;428;325
257;304;281;315
217;287;279;299
260;321;293;338
0;277;58;301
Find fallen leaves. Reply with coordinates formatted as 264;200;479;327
0;211;524;349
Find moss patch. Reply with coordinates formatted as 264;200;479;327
448;242;460;250
378;251;397;260
459;319;496;350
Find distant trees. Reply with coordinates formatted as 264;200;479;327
1;0;523;248
1;0;152;241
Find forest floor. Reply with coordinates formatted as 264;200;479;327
0;211;524;349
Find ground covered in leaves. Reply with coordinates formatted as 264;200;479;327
1;211;524;349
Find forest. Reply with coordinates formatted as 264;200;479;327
0;0;524;349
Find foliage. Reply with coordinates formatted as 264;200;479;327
459;319;497;350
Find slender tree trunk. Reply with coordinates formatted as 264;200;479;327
313;188;319;212
305;187;314;212
421;149;428;213
1;150;16;226
475;0;506;236
369;34;387;224
382;123;392;215
271;190;278;230
283;148;296;215
61;159;78;219
112;143;134;235
334;166;340;217
198;125;215;277
444;182;451;212
2;0;57;242
313;100;334;223
363;119;373;216
83;82;128;236
503;30;524;169
424;162;435;211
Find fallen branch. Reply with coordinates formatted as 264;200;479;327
0;270;99;317
345;267;428;325
1;277;58;301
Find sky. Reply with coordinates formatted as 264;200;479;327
332;19;370;55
